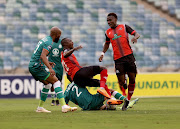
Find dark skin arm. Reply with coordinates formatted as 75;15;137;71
63;45;82;58
40;48;55;76
131;32;140;44
99;42;110;62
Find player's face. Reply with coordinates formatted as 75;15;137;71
107;16;117;28
67;39;74;49
54;34;61;43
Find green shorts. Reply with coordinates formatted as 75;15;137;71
87;94;105;110
29;63;50;81
54;67;63;81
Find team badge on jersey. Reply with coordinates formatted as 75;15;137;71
52;48;59;57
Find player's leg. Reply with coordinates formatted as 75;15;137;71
115;60;127;96
127;72;136;100
126;54;137;101
55;72;63;106
36;80;52;113
29;65;52;113
117;74;126;96
50;86;56;106
110;89;129;111
46;75;77;112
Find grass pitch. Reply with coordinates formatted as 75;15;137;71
0;97;180;129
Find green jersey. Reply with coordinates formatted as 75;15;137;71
64;82;104;110
29;36;53;66
48;40;63;73
48;40;63;80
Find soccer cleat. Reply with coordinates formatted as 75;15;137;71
97;88;111;99
62;105;78;113
127;98;139;108
56;100;60;106
51;100;55;106
107;99;123;105
36;107;51;113
122;98;129;111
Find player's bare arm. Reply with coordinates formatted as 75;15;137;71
99;42;110;62
131;32;140;44
49;62;55;68
63;45;82;58
40;48;55;76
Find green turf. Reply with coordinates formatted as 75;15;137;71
0;97;180;129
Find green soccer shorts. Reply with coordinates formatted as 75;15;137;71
29;63;50;81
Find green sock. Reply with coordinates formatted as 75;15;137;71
114;92;126;101
59;98;66;106
38;88;49;107
39;100;45;107
54;87;66;106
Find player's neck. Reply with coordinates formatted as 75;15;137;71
111;24;118;29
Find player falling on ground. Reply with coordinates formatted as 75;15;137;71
48;38;64;106
64;82;138;110
29;27;77;113
60;38;129;110
99;13;140;110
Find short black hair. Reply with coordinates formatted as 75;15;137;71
107;13;118;19
61;38;68;47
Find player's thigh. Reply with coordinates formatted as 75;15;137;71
29;66;50;81
75;66;101;78
115;62;126;75
89;94;105;110
117;74;125;86
46;75;58;84
74;77;100;87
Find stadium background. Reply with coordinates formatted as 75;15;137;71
0;0;180;98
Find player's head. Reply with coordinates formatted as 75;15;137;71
107;13;118;28
50;26;61;43
61;38;74;49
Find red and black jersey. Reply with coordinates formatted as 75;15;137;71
105;24;136;60
61;50;82;80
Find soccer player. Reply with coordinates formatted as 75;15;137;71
48;39;63;106
99;13;140;110
64;82;136;110
61;38;112;99
29;27;77;113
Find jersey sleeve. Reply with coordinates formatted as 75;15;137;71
43;41;52;52
105;33;110;43
125;24;136;35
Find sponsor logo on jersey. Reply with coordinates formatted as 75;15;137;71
112;34;122;40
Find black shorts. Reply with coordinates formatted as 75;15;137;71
114;54;137;75
73;66;101;88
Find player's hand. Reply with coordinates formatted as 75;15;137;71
74;45;83;51
49;62;55;68
49;68;55;76
99;55;104;62
131;37;137;44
